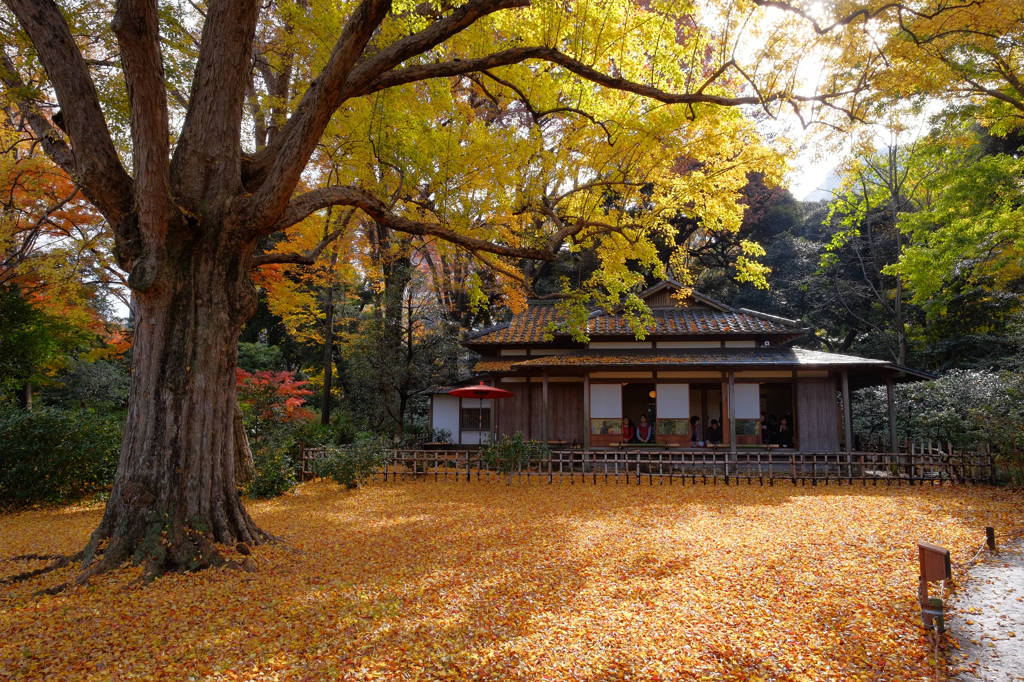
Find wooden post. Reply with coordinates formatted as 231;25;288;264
841;369;853;453
527;378;533;440
886;378;898;455
986;526;997;552
583;372;591;451
728;371;736;455
542;371;550;445
493;386;499;443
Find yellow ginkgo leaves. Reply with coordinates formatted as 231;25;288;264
0;481;1020;681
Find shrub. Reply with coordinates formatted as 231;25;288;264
480;433;550;481
313;435;394;489
244;443;297;499
0;405;123;507
853;369;1024;478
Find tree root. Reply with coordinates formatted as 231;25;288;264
8;521;275;596
0;550;84;586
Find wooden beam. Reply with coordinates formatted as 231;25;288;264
728;370;736;454
583;373;591;450
542;371;550;444
841;369;853;452
527;379;533;440
886;377;898;454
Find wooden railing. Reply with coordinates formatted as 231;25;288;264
302;447;998;486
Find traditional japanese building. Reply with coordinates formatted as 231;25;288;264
430;280;932;452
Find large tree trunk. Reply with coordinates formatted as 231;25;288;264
82;224;267;576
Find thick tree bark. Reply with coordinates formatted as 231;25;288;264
81;219;268;576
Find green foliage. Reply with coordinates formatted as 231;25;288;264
0;287;63;395
312;435;394;489
237;341;284;372
894;152;1024;307
0;404;123;507
479;433;550;477
853;370;1024;468
42;357;131;410
244;444;297;499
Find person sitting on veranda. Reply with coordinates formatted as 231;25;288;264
767;414;779;444
621;417;637;444
690;416;705;447
636;415;654;443
776;417;792;448
760;413;770;445
706;419;723;445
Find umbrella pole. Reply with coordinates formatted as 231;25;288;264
479;397;483;444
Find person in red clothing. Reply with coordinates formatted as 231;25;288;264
621;417;636;443
636;415;654;443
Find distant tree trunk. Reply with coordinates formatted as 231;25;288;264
17;382;31;410
893;219;907;366
233;400;255;484
321;286;334;426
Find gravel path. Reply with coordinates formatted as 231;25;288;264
949;537;1024;681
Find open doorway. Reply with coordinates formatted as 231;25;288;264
622;382;656;433
689;384;723;443
760;383;794;446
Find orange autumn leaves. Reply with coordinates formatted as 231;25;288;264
1;482;1021;681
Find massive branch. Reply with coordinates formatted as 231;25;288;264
170;0;261;202
112;0;176;235
269;186;559;261
241;0;530;204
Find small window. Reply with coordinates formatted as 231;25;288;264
461;408;491;430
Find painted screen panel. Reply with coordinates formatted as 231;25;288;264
590;383;622;418
734;383;761;418
432;395;460;442
656;383;689;419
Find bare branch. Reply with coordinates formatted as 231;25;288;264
750;0;984;36
270;185;558;261
252;208;354;267
1;0;134;224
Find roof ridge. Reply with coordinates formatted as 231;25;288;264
464;320;511;340
736;307;806;328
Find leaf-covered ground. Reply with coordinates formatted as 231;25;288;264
1;481;1020;681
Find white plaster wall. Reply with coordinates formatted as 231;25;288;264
590;384;622;418
734;383;762;418
431;395;460;441
656;383;689;418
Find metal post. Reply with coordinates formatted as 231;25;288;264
886;378;898;455
583;372;591;451
841;369;853;453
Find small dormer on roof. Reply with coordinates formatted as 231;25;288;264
629;279;732;311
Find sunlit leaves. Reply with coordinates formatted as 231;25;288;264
0;482;1020;680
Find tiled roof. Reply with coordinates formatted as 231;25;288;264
510;348;890;369
465;303;804;345
465;303;563;344
473;359;518;373
586;309;797;335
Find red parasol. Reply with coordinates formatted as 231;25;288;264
448;382;514;400
448;382;513;442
